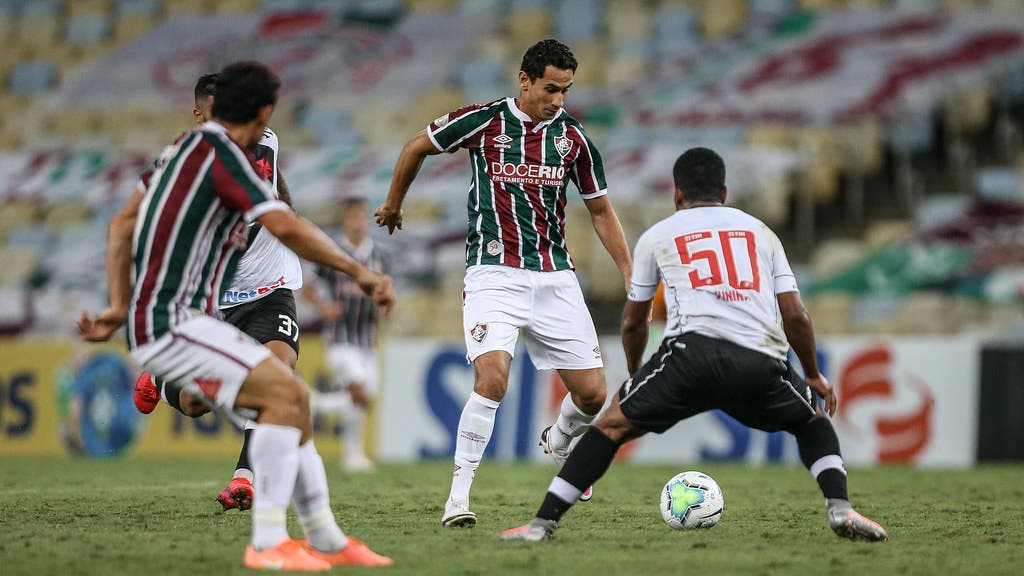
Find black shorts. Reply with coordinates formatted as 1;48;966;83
220;288;300;354
618;332;817;434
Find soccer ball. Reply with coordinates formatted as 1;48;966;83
660;471;724;530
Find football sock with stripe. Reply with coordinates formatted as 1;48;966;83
250;423;301;551
234;423;255;481
796;416;849;501
448;392;499;504
292;440;347;552
536;427;619;522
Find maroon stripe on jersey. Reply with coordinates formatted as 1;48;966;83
211;151;260;213
554;183;570;267
522;129;553;270
133;139;213;346
203;215;237;314
488;116;522;267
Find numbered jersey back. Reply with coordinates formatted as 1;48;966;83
629;206;798;360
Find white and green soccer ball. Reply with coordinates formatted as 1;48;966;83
660;471;724;530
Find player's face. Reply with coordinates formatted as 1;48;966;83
343;203;369;238
518;65;573;123
192;96;213;126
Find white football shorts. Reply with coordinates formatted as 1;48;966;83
130;313;272;417
462;265;603;370
326;343;378;396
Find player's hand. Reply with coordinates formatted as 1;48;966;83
355;269;396;316
806;373;836;417
374;203;403;235
77;307;127;342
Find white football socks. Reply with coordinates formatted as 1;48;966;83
343;404;368;464
448;391;499;504
549;394;597;453
293;440;348;552
250;423;301;551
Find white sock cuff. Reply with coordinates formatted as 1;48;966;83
548;476;583;503
252;507;287;525
810;455;846;478
560;394;593;419
469;391;500;410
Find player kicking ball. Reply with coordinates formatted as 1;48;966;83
80;61;394;570
131;72;306;513
502;147;888;543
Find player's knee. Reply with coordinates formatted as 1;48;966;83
179;391;211;417
473;374;508;401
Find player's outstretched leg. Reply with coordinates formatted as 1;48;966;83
291;440;393;567
795;416;888;541
503;426;620;542
219;422;257;511
541;379;603;501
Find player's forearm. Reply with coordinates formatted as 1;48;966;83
590;206;633;284
383;137;430;211
105;188;143;311
621;300;652;374
276;217;365;279
783;310;820;379
277;172;294;209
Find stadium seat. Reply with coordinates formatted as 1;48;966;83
406;0;458;11
116;0;163;16
864;220;913;251
506;9;552;46
66;13;112;46
976;167;1022;203
607;0;652;41
7;60;59;95
20;0;64;16
0;246;40;287
810;238;867;280
14;15;60;47
555;0;602;42
165;0;211;15
69;0;112;16
216;0;259;13
113;13;156;41
700;0;747;40
458;55;504;103
805;293;854;334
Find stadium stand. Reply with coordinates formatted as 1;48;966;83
0;0;1021;339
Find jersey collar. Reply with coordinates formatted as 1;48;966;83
507;97;565;132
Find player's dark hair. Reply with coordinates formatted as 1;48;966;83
673;147;726;203
211;61;280;124
521;39;577;81
194;73;218;106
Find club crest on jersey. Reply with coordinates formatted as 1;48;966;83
554;136;573;158
486;239;503;256
470;323;487;343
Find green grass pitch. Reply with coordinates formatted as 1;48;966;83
1;457;1022;575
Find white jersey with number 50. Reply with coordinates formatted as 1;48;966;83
628;206;798;361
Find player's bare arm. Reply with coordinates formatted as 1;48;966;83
621;298;653;374
277;171;294;208
78;184;145;342
778;290;836;416
375;129;440;234
583;195;633;290
258;208;395;314
300;283;343;323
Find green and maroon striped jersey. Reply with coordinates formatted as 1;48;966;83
427;97;608;271
128;122;288;349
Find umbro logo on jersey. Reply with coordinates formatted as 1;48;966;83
493;133;513;149
554;136;573;158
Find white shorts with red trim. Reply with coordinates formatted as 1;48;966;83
462;265;603;370
130;314;273;415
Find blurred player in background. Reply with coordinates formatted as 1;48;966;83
302;197;387;472
501;147;888;542
79;61;395;570
131;72;304;513
375;39;633;527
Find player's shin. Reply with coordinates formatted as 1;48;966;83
235;422;256;480
537;427;619;523
795;417;849;503
292;440;348;552
250;423;302;550
448;392;499;503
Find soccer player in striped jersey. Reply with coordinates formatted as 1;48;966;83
501;147;887;543
303;197;387;472
130;73;306;513
79;61;395;570
375;39;633;527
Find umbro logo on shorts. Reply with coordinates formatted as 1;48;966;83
593;345;601;359
470;323;487;343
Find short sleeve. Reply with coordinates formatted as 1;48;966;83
770;232;799;294
209;136;286;223
565;124;607;200
427;104;494;153
628;231;660;302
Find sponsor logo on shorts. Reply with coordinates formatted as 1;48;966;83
486;240;502;256
554;136;573;157
222;276;287;304
470;323;488;343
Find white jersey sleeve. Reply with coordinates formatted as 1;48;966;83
628;230;660;302
769;229;799;294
